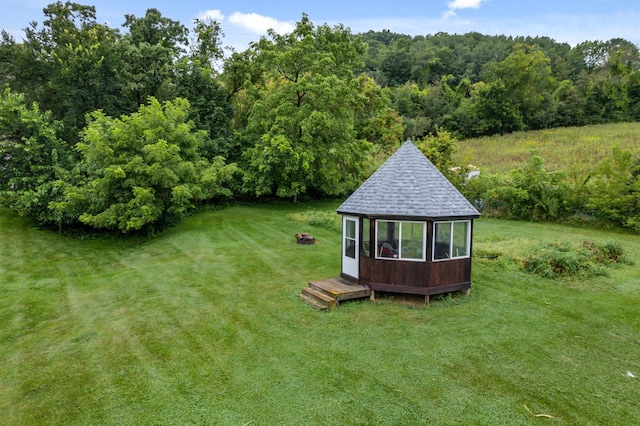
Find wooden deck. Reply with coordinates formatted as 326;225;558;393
299;278;371;310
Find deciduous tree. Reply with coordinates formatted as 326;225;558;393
53;98;236;233
0;89;70;224
242;14;372;201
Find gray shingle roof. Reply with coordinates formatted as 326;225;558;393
337;141;480;218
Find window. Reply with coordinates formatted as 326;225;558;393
433;220;470;261
362;219;371;257
344;218;356;259
375;220;425;261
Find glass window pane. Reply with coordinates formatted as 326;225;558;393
377;221;398;258
401;222;424;259
434;222;451;259
362;219;370;257
346;219;355;239
345;237;356;258
452;221;469;258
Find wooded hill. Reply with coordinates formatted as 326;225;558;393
1;3;639;233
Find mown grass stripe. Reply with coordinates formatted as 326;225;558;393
1;205;639;424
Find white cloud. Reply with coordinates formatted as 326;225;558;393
228;12;295;35
443;0;485;19
448;0;485;9
197;9;225;22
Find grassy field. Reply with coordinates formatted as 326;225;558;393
1;203;640;425
454;122;640;174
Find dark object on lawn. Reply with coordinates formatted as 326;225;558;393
295;233;316;244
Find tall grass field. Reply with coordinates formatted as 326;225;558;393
1;202;639;425
454;122;640;174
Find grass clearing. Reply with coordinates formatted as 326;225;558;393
455;122;640;174
1;204;640;424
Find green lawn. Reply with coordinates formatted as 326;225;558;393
1;203;639;425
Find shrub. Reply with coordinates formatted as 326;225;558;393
521;240;628;279
522;242;587;278
581;240;629;264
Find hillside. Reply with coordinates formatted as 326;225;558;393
454;122;640;174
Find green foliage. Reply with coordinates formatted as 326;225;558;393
2;6;640;235
52;97;236;233
117;8;189;110
483;44;556;127
173;58;234;159
522;239;628;279
0;89;71;224
354;75;405;153
586;146;640;231
241;14;373;200
10;1;125;143
468;79;524;136
361;31;640;137
457;125;640;233
416;129;458;169
581;239;629;264
244;134;313;198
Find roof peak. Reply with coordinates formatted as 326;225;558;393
337;140;480;218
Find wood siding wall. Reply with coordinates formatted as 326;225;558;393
359;257;471;288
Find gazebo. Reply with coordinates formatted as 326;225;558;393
336;140;480;303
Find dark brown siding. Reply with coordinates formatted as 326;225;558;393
355;218;474;296
360;257;471;289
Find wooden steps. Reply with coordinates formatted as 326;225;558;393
299;286;337;310
299;278;371;310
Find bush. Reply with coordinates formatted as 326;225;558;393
522;242;587;278
521;240;628;279
581;240;629;264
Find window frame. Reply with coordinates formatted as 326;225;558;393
432;220;471;262
374;220;426;262
344;217;357;259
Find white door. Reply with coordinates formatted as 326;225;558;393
342;216;359;279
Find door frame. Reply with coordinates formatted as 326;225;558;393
341;215;359;279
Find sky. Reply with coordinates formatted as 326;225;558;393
2;0;640;51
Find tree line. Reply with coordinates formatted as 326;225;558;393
360;30;640;138
1;2;638;233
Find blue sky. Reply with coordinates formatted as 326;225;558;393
2;0;640;51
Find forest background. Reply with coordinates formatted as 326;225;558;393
1;1;639;234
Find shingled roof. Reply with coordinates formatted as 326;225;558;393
337;141;480;219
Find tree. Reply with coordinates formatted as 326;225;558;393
354;75;404;153
11;1;123;142
242;14;372;201
189;17;225;68
415;129;459;175
174;59;234;160
53;98;236;233
0;89;71;224
174;17;234;161
118;8;188;109
379;37;413;86
482;44;556;129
